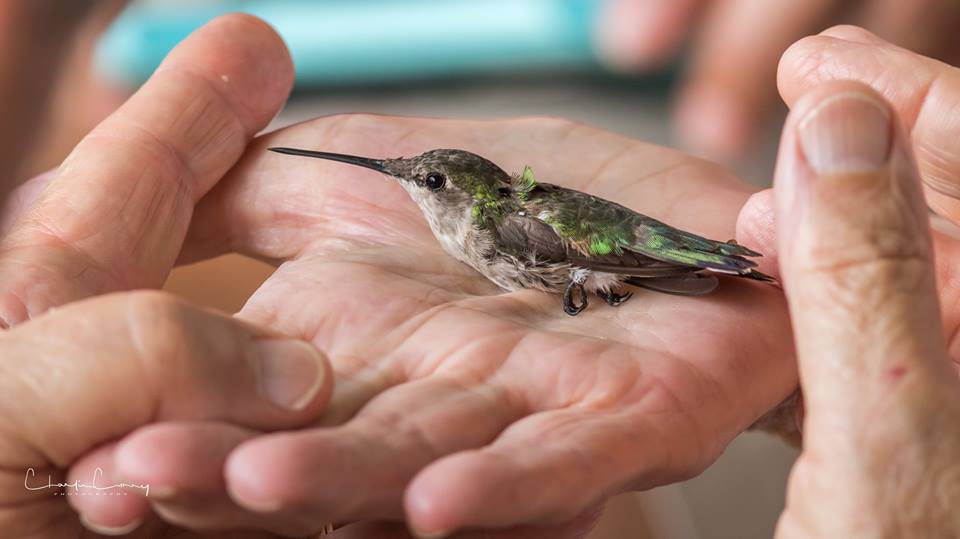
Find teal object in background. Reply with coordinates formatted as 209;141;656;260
98;0;605;85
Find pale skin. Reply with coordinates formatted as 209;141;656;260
737;28;960;536
0;13;800;538
3;13;960;539
597;0;960;160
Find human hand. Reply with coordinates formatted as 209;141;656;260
596;1;960;161
0;13;339;537
84;112;796;536
738;25;960;356
0;291;331;537
741;78;960;536
3;9;797;537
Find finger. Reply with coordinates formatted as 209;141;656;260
67;421;331;536
0;169;55;237
674;0;836;160
0;13;294;326
0;291;330;508
737;175;960;368
735;188;780;280
774;82;952;431
778;27;960;224
594;0;702;70
64;443;151;535
403;409;656;535
224;377;521;524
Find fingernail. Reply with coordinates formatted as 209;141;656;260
79;514;143;536
798;91;892;175
255;339;325;411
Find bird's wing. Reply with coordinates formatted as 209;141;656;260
496;212;700;278
522;184;762;275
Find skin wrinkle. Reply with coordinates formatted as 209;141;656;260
4;222;124;297
784;36;960;194
393;303;510;382
389;124;429;153
414;321;523;383
574;142;635;197
570;349;646;411
0;277;31;329
515;116;581;152
156;62;271;138
176;97;231;169
131;111;794;531
79;125;198;216
312;190;431;252
647;351;725;460
919;142;960;196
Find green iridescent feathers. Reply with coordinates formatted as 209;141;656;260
456;159;761;276
522;183;760;274
472;165;537;226
514;166;537;201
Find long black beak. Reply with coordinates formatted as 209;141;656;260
268;147;388;174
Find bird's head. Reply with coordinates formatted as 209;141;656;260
268;147;523;225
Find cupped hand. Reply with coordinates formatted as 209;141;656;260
0;292;331;537
596;0;960;161
0;13;334;538
753;79;960;536
102;111;795;536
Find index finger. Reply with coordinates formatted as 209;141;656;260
778;27;960;225
0;13;293;325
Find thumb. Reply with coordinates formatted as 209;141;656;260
0;291;332;471
774;81;952;434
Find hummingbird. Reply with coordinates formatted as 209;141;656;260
269;147;776;316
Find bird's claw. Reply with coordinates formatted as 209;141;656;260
563;280;588;316
598;289;633;307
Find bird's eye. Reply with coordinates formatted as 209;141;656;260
424;173;446;191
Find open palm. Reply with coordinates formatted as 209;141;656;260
112;113;794;536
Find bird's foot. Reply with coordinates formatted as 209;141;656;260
563;280;588;316
597;288;633;307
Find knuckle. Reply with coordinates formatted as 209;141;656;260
794;220;934;318
122;290;191;367
802;226;931;289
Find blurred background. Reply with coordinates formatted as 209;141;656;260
27;0;960;536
